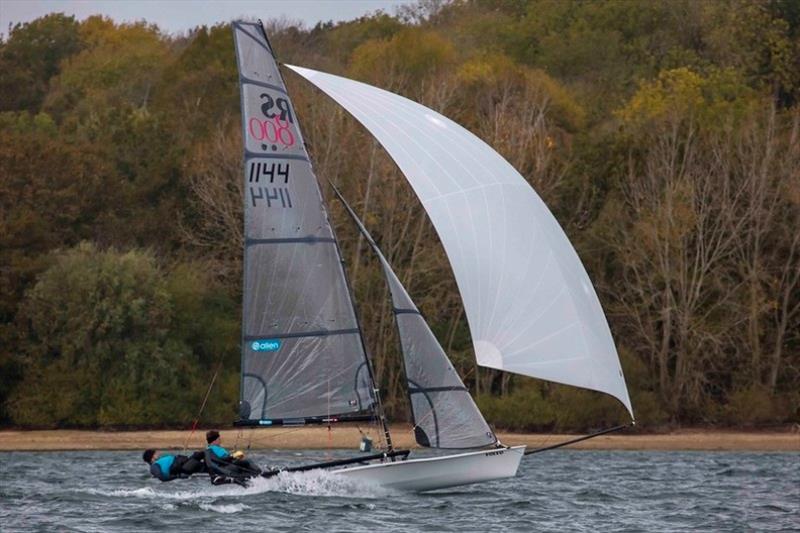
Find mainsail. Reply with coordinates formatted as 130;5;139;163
332;186;496;449
232;23;376;422
287;65;634;419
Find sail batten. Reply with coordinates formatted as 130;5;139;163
288;65;634;419
233;23;376;422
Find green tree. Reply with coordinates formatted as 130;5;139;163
8;243;238;426
2;6;799;430
0;14;84;112
0;122;122;324
704;0;800;106
44;16;168;126
153;24;239;143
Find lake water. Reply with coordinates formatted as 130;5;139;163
0;449;797;531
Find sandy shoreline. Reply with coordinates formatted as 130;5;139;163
0;425;797;452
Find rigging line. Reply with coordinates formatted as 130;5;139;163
183;356;225;452
523;424;630;456
235;427;307;449
329;180;436;453
531;429;553;453
326;178;394;455
327;423;333;461
370;405;385;451
326;375;332;461
255;427;306;441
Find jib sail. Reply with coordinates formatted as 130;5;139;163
332;186;496;449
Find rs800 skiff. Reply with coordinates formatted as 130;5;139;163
217;19;636;492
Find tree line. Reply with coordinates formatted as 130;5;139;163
1;0;798;430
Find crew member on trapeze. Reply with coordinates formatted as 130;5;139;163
142;448;207;482
204;429;262;485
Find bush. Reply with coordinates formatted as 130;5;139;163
476;382;557;432
8;243;238;427
721;385;795;426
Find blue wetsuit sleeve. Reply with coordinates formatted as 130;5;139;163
208;444;230;459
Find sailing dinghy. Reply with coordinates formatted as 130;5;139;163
226;20;634;492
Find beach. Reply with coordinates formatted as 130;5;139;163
1;426;797;452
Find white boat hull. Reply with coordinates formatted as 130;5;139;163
330;445;526;492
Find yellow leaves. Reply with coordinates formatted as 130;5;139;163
617;67;758;134
78;15;162;49
457;53;585;130
349;28;455;83
77;15;118;46
618;67;704;126
456;58;492;84
525;68;586;130
349;38;392;80
457;53;519;85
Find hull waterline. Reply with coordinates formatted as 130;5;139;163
328;445;526;492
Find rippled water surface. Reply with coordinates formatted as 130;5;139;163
1;449;797;531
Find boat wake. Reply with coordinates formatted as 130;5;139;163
198;502;248;513
79;469;393;507
253;469;395;498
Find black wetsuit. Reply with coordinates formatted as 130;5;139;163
150;451;207;482
204;446;261;486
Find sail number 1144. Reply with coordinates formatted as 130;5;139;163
249;161;292;208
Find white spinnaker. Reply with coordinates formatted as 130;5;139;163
287;65;634;419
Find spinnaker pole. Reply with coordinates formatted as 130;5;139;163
523;423;631;456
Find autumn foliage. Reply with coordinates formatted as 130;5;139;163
1;1;798;430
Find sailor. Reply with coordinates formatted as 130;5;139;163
142;449;206;482
205;430;261;484
205;430;231;460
